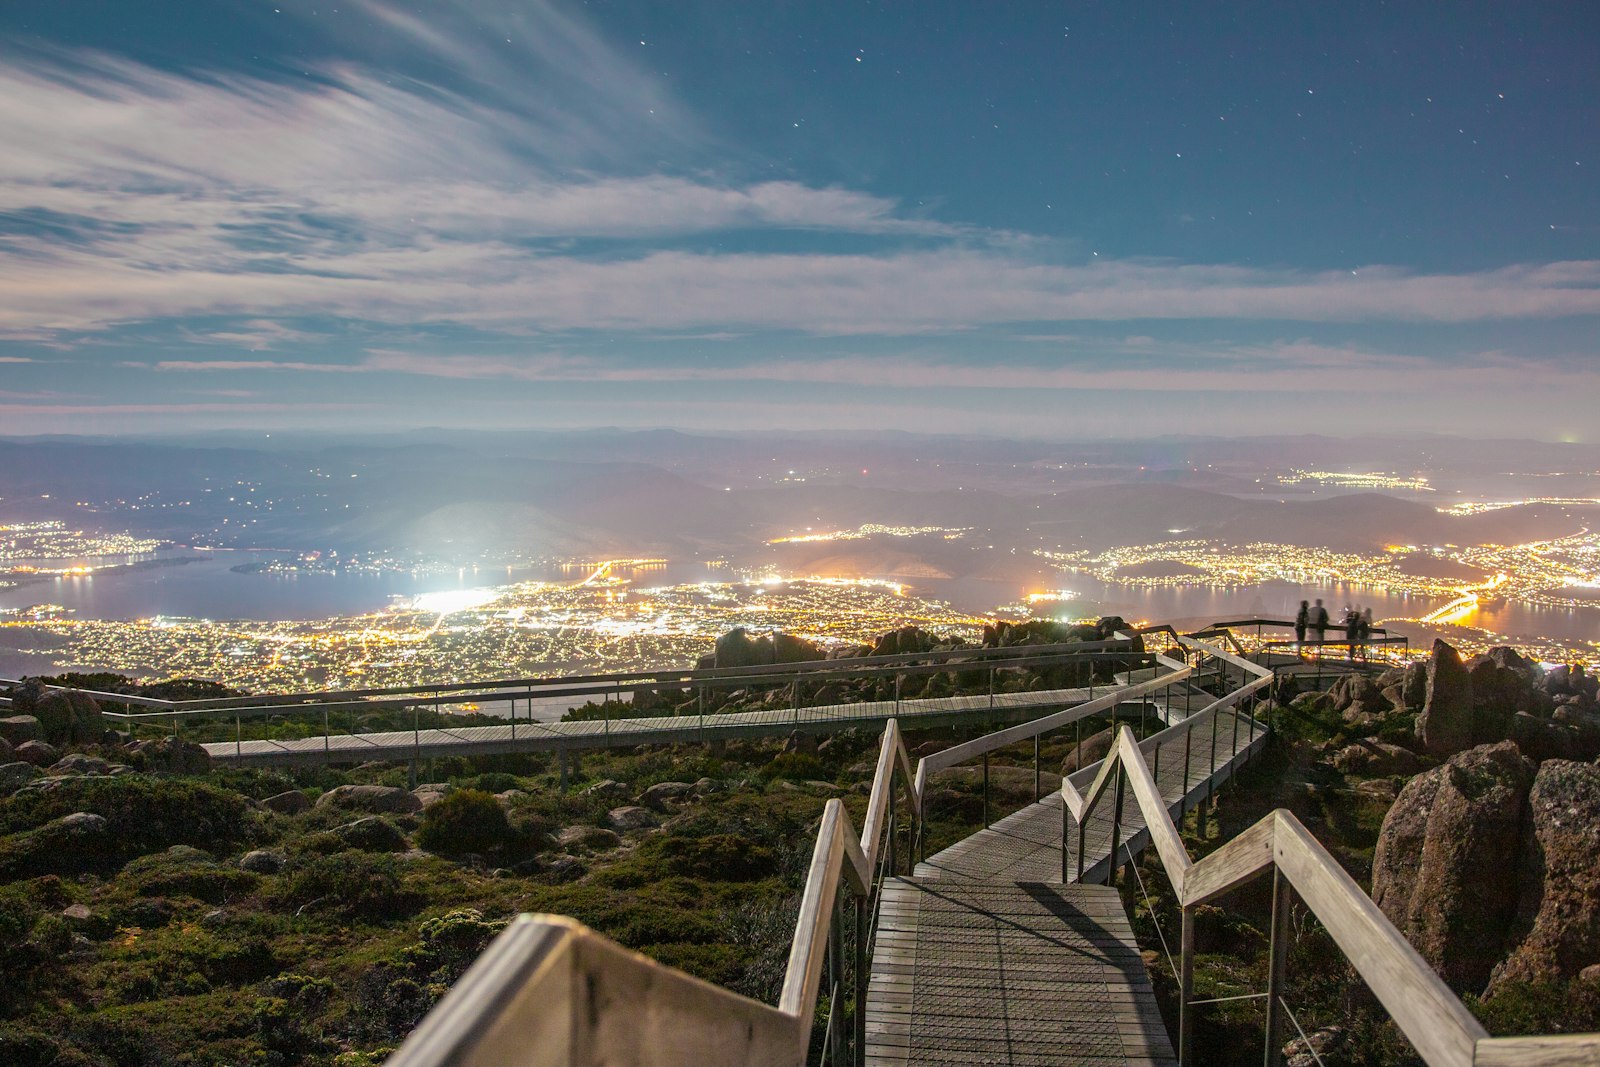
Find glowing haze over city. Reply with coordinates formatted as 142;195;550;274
1;2;1597;687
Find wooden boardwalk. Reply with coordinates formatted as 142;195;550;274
919;707;1266;885
866;704;1268;1065
866;882;1175;1067
199;684;1130;767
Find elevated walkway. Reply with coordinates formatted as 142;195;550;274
867;694;1267;1065
199;682;1107;767
916;707;1264;885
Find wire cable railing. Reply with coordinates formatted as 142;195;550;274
1061;641;1600;1067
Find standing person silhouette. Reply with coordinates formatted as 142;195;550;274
1310;599;1329;648
1294;600;1310;656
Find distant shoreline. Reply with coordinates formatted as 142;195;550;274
0;554;206;592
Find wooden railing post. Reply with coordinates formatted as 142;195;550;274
1182;726;1193;795
1108;766;1125;888
982;752;991;829
1076;811;1087;882
1034;734;1041;803
1263;868;1291;1067
1180;904;1196;1067
1061;796;1070;883
854;892;867;1067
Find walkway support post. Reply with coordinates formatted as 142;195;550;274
853;893;867;1067
1264;868;1292;1067
982;752;990;829
1180;904;1196;1067
1108;770;1125;888
1034;734;1041;803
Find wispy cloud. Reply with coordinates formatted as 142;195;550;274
1;0;1597;361
135;341;1596;395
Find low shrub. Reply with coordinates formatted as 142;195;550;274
759;752;825;782
1472;978;1600;1036
451;771;520;793
136;865;256;903
0;776;252;867
596;833;775;888
270;852;418;919
415;789;516;856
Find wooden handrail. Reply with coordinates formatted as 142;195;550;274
916;661;1192;776
1060;664;1600;1067
776;716;919;1059
778;800;866;1020
386;915;804;1067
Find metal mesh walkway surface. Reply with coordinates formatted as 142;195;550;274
866;881;1176;1067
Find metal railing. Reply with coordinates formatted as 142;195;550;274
1061;659;1600;1067
1;640;1154;764
1060;635;1275;886
910;643;1194;855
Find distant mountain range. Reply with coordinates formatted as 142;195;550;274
0;435;1592;564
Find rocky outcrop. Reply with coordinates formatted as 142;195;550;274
558;825;621;852
871;625;942;656
1391;662;1428;713
32;691;104;745
14;740;59;766
581;779;629;802
1488;760;1600;993
128;737;212;775
1328;671;1394;725
1060;727;1114;774
711;627;824;668
1371;741;1534;993
0;715;42;745
637;781;695;810
57;811;108;834
314;784;422;814
1331;740;1420;777
606;805;657;832
261;790;311;815
772;632;820;663
1417;640;1475;757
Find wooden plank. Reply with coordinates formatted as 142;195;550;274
1474;1034;1600;1066
387;915;802;1067
1115;727;1193;887
1179;813;1276;906
920;667;1193;774
778;799;849;1019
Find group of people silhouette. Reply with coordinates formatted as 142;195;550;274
1294;598;1375;660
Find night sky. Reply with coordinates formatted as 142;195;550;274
1;1;1596;438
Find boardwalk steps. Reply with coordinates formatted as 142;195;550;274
864;704;1267;1065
